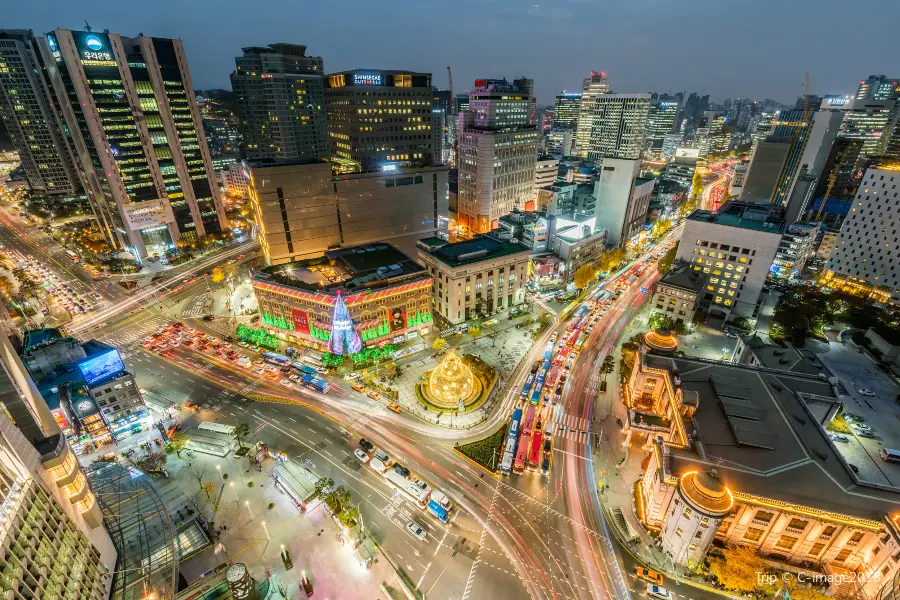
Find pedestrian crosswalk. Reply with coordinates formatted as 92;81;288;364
552;413;591;444
100;314;171;348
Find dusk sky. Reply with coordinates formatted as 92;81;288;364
8;0;900;105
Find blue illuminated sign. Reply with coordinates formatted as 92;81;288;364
85;35;103;50
78;348;126;385
47;35;58;51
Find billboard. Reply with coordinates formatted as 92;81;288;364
120;199;176;231
390;306;406;332
79;348;126;385
675;148;701;159
292;308;311;336
73;31;113;62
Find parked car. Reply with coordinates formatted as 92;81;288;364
857;430;877;438
354;449;370;463
393;464;410;478
407;521;427;541
387;402;402;414
858;388;876;396
829;433;849;443
344;372;361;381
358;438;374;452
367;390;381;400
351;383;366;393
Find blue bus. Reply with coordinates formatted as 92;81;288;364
530;380;544;405
543;342;554;362
521;374;535;398
300;374;329;394
263;352;291;366
427;499;449;523
536;359;551;384
292;363;318;376
509;408;523;439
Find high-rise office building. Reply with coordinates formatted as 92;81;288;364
432;88;451;165
41;29;227;257
0;324;117;599
855;75;900;101
553;92;581;130
586;93;651;161
575;72;609;157
325;69;433;172
0;30;82;197
457;78;538;233
646;97;679;155
839;98;897;160
231;43;329;162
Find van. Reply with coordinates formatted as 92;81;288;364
374;449;391;465
369;458;387;474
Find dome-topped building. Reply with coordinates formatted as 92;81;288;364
644;327;678;354
660;470;733;567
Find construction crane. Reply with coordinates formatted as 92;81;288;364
447;66;457;167
815;170;837;222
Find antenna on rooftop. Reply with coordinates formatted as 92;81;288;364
84;21;92;32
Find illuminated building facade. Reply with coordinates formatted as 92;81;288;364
0;30;81;197
251;243;433;351
646;98;679;156
677;201;784;318
39;29;227;258
823;166;900;302
457;78;538;233
416;234;530;324
21;329;151;451
575;71;609;157
231;43;328;163
325;69;434;172
856;75;900;101
0;326;117;599
840;99;897;161
631;352;900;597
586;94;651;161
247;159;448;265
553;92;581;130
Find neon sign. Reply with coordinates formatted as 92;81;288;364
829;97;849;106
81;35;112;61
353;73;383;86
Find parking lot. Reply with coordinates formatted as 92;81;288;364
816;340;900;486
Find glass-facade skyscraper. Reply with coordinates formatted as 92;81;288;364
40;29;227;258
0;30;81;197
231;43;328;163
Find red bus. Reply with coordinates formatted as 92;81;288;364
527;428;543;471
555;346;569;365
545;365;560;388
522;405;536;435
513;433;530;475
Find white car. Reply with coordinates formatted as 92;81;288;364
279;379;293;388
646;584;672;599
407;521;427;541
858;388;876;397
344;372;362;381
354;449;370;463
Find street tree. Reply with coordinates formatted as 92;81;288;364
314;477;335;498
164;433;189;458
133;451;167;474
573;264;597;290
232;423;251;451
708;544;775;595
721;188;733;203
187;465;210;491
432;338;447;351
468;325;481;339
0;276;14;299
656;244;678;275
600;355;615;381
202;481;216;500
211;267;225;284
690;170;703;201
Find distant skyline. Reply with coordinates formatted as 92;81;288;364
5;0;900;105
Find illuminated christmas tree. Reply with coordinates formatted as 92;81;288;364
327;292;362;355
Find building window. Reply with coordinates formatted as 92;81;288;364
849;532;864;545
683;507;693;518
775;535;798;550
834;548;852;562
744;528;764;542
675;528;683;537
786;518;808;532
808;542;825;556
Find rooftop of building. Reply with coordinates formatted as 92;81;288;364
739;334;830;377
635;176;656;186
22;328;65;352
687;201;786;234
658;265;703;292
647;353;900;520
256;242;427;294
417;234;530;267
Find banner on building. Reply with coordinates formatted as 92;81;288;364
292;309;311;336
389;306;406;332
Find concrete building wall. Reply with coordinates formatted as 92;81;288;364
592;158;640;246
741;140;791;204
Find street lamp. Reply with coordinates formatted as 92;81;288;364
245;500;254;521
229;481;238;502
216;464;222;481
262;520;270;540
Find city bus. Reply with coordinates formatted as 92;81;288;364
555;346;569;366
520;373;535;398
522;405;536;435
880;449;900;463
263;352;291;366
543;342;554;362
508;408;523;439
198;421;235;435
574;331;588;351
529;380;544;406
527;427;543;471
568;306;588;330
65;250;79;262
499;436;517;475
301;355;324;368
536;360;550;384
300;375;329;394
544;365;560;389
513;433;530;475
383;470;430;506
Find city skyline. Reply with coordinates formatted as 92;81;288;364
6;0;899;104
